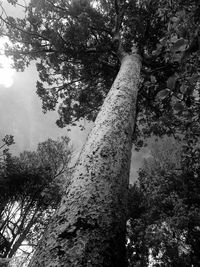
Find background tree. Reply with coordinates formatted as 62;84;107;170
0;135;14;267
128;136;200;266
0;135;15;216
0;136;72;266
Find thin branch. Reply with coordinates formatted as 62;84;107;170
114;0;119;15
113;0;125;35
9;48;58;57
98;58;117;69
167;125;177;139
20;243;37;247
15;2;27;9
89;26;112;36
0;143;6;150
45;0;70;13
1;32;51;48
18;247;32;255
0;2;9;19
0;14;49;41
57;79;83;92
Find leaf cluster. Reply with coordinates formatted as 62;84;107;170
134;0;200;148
128;137;200;266
0;136;72;261
2;0;199;132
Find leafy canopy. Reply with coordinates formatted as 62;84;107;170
1;0;199;135
128;137;200;266
0;0;199;143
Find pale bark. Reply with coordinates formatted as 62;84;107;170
28;52;141;267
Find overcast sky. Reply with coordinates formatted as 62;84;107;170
0;61;92;154
0;0;148;183
0;0;92;155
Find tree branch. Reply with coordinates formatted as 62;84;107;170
0;14;49;41
45;0;70;13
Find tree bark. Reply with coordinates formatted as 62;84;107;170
28;52;141;267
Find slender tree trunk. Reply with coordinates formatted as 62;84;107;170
28;51;141;267
8;207;38;258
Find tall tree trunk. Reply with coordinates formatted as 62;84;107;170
28;52;141;267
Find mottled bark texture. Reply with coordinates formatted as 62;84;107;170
28;52;141;267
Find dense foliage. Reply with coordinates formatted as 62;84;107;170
128;137;200;266
0;135;15;214
0;0;199;138
135;0;200;148
0;137;72;264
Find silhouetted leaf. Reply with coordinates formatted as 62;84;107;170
167;76;176;90
187;75;199;85
150;75;157;83
180;84;188;94
173;101;185;112
171;38;186;52
156;89;171;100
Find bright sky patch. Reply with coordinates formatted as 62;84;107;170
0;37;15;88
